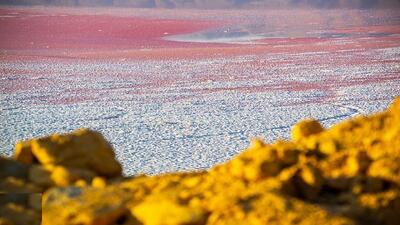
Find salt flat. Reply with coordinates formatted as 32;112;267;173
0;7;399;175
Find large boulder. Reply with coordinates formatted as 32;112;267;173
14;129;122;178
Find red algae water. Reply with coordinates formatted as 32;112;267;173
0;7;399;175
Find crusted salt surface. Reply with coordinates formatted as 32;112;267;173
1;46;399;175
2;97;400;225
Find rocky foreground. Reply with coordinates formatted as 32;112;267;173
1;98;400;225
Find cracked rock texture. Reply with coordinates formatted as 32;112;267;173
1;97;400;225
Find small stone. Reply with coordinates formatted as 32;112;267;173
319;139;338;155
242;160;281;181
91;177;107;188
75;179;88;187
249;138;265;149
291;119;324;142
181;177;198;188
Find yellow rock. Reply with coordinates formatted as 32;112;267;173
357;190;400;224
42;186;130;225
319;138;338;154
205;191;353;225
16;129;122;177
51;166;95;187
291;119;324;142
92;177;107;188
0;203;40;225
345;151;370;176
248;138;265;149
368;158;400;185
14;141;34;164
75;179;88;187
132;195;206;225
389;97;400;112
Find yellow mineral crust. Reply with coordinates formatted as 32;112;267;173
1;97;400;225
